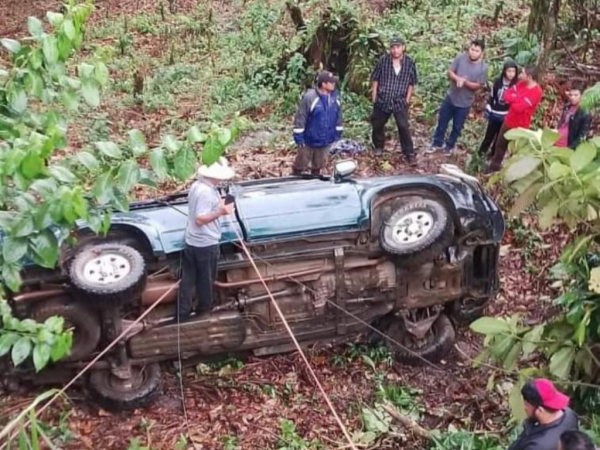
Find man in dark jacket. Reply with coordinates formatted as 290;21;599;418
370;36;418;165
292;70;343;175
478;59;518;156
508;378;578;450
559;431;597;450
555;82;592;149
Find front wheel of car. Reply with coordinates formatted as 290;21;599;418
384;314;456;364
88;363;162;411
450;296;491;325
379;199;454;265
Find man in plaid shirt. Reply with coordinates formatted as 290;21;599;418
370;36;418;166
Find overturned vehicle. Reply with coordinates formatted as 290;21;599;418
4;162;504;410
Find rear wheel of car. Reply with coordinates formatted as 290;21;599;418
30;297;101;361
450;296;490;325
88;363;161;411
70;244;147;306
385;314;455;364
379;199;454;265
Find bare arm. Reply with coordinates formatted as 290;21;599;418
371;81;378;103
195;200;233;226
406;85;413;104
447;69;462;83
463;80;482;91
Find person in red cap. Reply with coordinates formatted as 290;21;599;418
508;378;578;450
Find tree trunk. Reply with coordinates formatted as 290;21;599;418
536;0;561;73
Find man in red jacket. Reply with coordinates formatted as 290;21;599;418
486;65;543;173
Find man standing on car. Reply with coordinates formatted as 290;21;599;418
292;70;343;176
370;36;418;165
427;39;488;155
507;378;578;450
177;157;235;321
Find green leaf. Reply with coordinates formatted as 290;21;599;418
570;142;597;173
0;333;19;357
46;11;64;27
503;342;522;370
216;127;232;146
549;346;576;379
127;129;147;156
8;89;28;114
509;382;527;422
509;183;542;217
30;231;59;269
548;161;571;180
504;156;541;183
50;333;71;362
522;324;545;357
505;127;541;142
20;150;44;179
174;146;196;180
187;126;207;143
33;343;51;372
13;216;34;238
78;62;95;79
62;19;75;40
2;237;28;264
61;89;79;111
139;169;157;187
95;62;109;86
149;148;168;181
1;38;21;54
30;179;58;197
163;134;180;153
538;201;559;230
202;136;224;166
48;165;77;183
30;49;43;69
42;35;58;64
541;128;560;147
11;336;32;366
28;17;44;38
470;317;512;335
92;173;113;205
117;160;141;193
81;81;100;107
76;151;99;171
95;141;122;158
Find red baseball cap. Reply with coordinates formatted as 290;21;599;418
523;378;570;410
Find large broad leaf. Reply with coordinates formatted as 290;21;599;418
548;161;571;180
46;11;64;27
92;173;114;205
522;324;545;357
163;134;181;153
216;127;232;146
81;80;100;107
77;62;95;79
541;128;560;148
503;342;522;370
95;141;122;159
149;148;168;181
27;16;44;38
538;201;559;230
42;35;58;64
0;333;19;357
509;382;527;422
504;156;541;183
549;346;576;379
509;183;542;217
30;178;58;197
127;129;147;156
8;88;28;114
30;230;59;269
470;317;512;335
11;336;32;366
61;89;79;111
187;126;207;143
570;142;597;173
504;127;541;142
62;19;76;41
76;151;99;171
2;237;28;264
1;39;21;54
48;165;77;183
511;170;542;194
33;343;51;372
95;62;109;86
202;136;224;166
117;160;141;193
20;150;44;179
174;146;196;180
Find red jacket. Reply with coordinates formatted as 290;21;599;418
502;81;543;129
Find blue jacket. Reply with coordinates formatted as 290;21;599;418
293;88;343;148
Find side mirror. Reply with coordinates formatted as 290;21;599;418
334;159;357;180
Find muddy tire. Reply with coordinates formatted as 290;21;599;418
88;363;161;411
379;199;454;265
30;297;101;361
70;244;146;305
450;297;490;325
385;314;455;364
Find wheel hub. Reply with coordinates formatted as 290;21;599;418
392;210;434;244
83;253;131;285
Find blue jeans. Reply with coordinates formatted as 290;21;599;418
432;96;471;149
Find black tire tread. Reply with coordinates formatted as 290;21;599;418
450;297;491;325
88;363;162;411
379;199;454;266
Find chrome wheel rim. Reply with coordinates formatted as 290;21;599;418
391;210;434;245
83;253;131;285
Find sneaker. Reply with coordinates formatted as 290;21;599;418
373;148;384;157
425;144;442;154
406;154;418;167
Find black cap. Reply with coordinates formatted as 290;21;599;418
317;70;339;85
390;36;405;47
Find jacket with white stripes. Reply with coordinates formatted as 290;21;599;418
293;88;343;148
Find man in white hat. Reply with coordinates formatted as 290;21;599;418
178;157;235;321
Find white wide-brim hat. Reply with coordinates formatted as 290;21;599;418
197;157;235;180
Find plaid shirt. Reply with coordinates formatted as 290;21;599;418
371;54;418;113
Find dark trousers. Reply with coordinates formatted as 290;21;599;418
177;243;220;319
371;104;415;156
432;96;470;149
478;119;504;155
489;123;510;171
